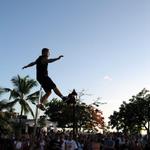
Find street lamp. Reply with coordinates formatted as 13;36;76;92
67;89;77;139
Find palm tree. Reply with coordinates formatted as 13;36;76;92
0;87;9;110
5;75;39;118
0;87;15;134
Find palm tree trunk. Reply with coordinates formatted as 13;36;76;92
19;106;23;135
20;106;23;122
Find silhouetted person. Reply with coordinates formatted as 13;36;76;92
22;48;67;110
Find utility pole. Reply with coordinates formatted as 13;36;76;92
30;87;42;150
68;89;77;139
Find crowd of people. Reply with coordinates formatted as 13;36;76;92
0;129;150;150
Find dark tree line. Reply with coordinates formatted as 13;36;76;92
109;88;150;135
45;98;104;132
0;75;105;135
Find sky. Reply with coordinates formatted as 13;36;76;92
1;0;150;123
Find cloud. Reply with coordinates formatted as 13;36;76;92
104;75;112;81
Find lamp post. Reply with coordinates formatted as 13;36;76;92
68;89;77;139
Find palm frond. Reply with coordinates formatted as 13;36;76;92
24;102;34;118
19;99;34;118
6;99;19;108
0;99;18;111
26;90;40;104
11;75;21;89
0;99;8;110
26;79;37;90
11;75;37;94
9;89;20;100
20;76;30;94
0;87;11;96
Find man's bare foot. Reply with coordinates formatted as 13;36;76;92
37;103;45;111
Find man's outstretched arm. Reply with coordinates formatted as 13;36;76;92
48;55;64;63
22;61;36;69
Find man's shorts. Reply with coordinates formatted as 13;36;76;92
38;76;56;93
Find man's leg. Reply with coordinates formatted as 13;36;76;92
43;77;67;101
37;91;51;110
53;87;68;101
53;86;63;97
40;91;51;104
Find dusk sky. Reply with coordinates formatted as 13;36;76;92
1;0;150;122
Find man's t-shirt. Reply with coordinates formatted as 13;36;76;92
36;56;48;81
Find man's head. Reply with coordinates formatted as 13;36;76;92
42;48;50;57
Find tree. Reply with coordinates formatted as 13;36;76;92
1;75;41;135
4;75;39;118
0;87;16;134
45;98;104;132
84;105;104;132
109;88;150;134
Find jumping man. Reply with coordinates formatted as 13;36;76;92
22;48;67;110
